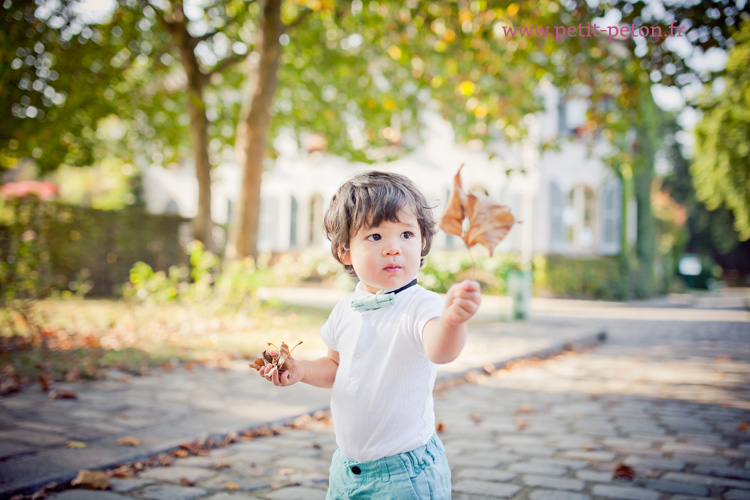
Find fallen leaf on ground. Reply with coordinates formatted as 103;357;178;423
612;463;636;481
50;389;78;400
116;437;141;447
111;465;135;478
179;477;195;486
468;413;483;423
439;164;519;255
738;422;748;432
249;341;303;375
516;404;536;414
514;417;529;430
436;422;445;433
66;441;87;449
224;482;241;490
71;470;111;490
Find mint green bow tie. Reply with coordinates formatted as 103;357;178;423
350;278;418;313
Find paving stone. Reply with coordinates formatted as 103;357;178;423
138;484;210;500
258;486;326;500
521;475;585;491
139;466;218;483
562;450;617;461
661;443;716;455
203;493;262;500
643;478;709;496
0;441;33;459
693;464;750;480
591;484;660;500
110;477;157;493
452;468;516;482
452;479;522;498
623;455;686;471
662;472;750;489
725;490;750;500
508;462;567;476
528;490;591;500
47;490;135;500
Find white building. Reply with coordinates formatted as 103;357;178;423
143;82;636;259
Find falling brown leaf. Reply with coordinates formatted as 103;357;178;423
71;470;111;490
249;341;303;375
612;463;636;481
439;165;518;255
439;164;468;237
116;437;141;447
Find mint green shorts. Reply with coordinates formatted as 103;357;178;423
326;433;451;499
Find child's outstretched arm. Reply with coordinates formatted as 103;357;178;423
259;349;339;388
422;280;482;364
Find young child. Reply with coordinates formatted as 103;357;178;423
258;171;481;499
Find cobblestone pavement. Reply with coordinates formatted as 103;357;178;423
20;288;747;500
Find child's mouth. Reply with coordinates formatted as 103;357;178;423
384;265;401;273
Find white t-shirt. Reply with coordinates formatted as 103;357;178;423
320;281;445;462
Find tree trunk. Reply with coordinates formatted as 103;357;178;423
226;0;282;260
168;1;214;252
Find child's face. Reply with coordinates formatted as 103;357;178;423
341;209;422;294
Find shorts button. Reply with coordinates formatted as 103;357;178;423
351;466;361;474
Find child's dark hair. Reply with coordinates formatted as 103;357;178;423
323;171;436;278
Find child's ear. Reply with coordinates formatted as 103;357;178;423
338;247;352;265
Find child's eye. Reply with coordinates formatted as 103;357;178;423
401;232;413;239
366;234;381;242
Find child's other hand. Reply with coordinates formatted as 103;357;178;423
257;351;304;387
443;280;481;326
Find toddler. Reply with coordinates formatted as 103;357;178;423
258;171;481;499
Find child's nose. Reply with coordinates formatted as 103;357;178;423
383;241;401;255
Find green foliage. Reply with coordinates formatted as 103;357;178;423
535;255;633;301
124;242;273;312
692;20;750;241
0;198;188;298
419;251;520;295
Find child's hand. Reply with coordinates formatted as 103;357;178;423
443;280;481;326
258;351;304;387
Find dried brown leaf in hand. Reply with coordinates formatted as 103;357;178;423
439;165;518;255
249;341;303;374
464;191;517;256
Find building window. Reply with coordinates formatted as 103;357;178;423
308;194;324;246
566;184;596;250
600;181;621;254
549;182;564;251
290;195;298;248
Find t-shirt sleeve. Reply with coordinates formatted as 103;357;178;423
411;290;445;347
320;298;346;351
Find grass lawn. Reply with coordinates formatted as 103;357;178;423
0;297;330;393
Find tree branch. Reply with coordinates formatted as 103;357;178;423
208;51;247;76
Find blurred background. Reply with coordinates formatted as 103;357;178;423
1;0;749;393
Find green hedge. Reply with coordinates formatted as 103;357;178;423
533;255;635;300
0;199;189;297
